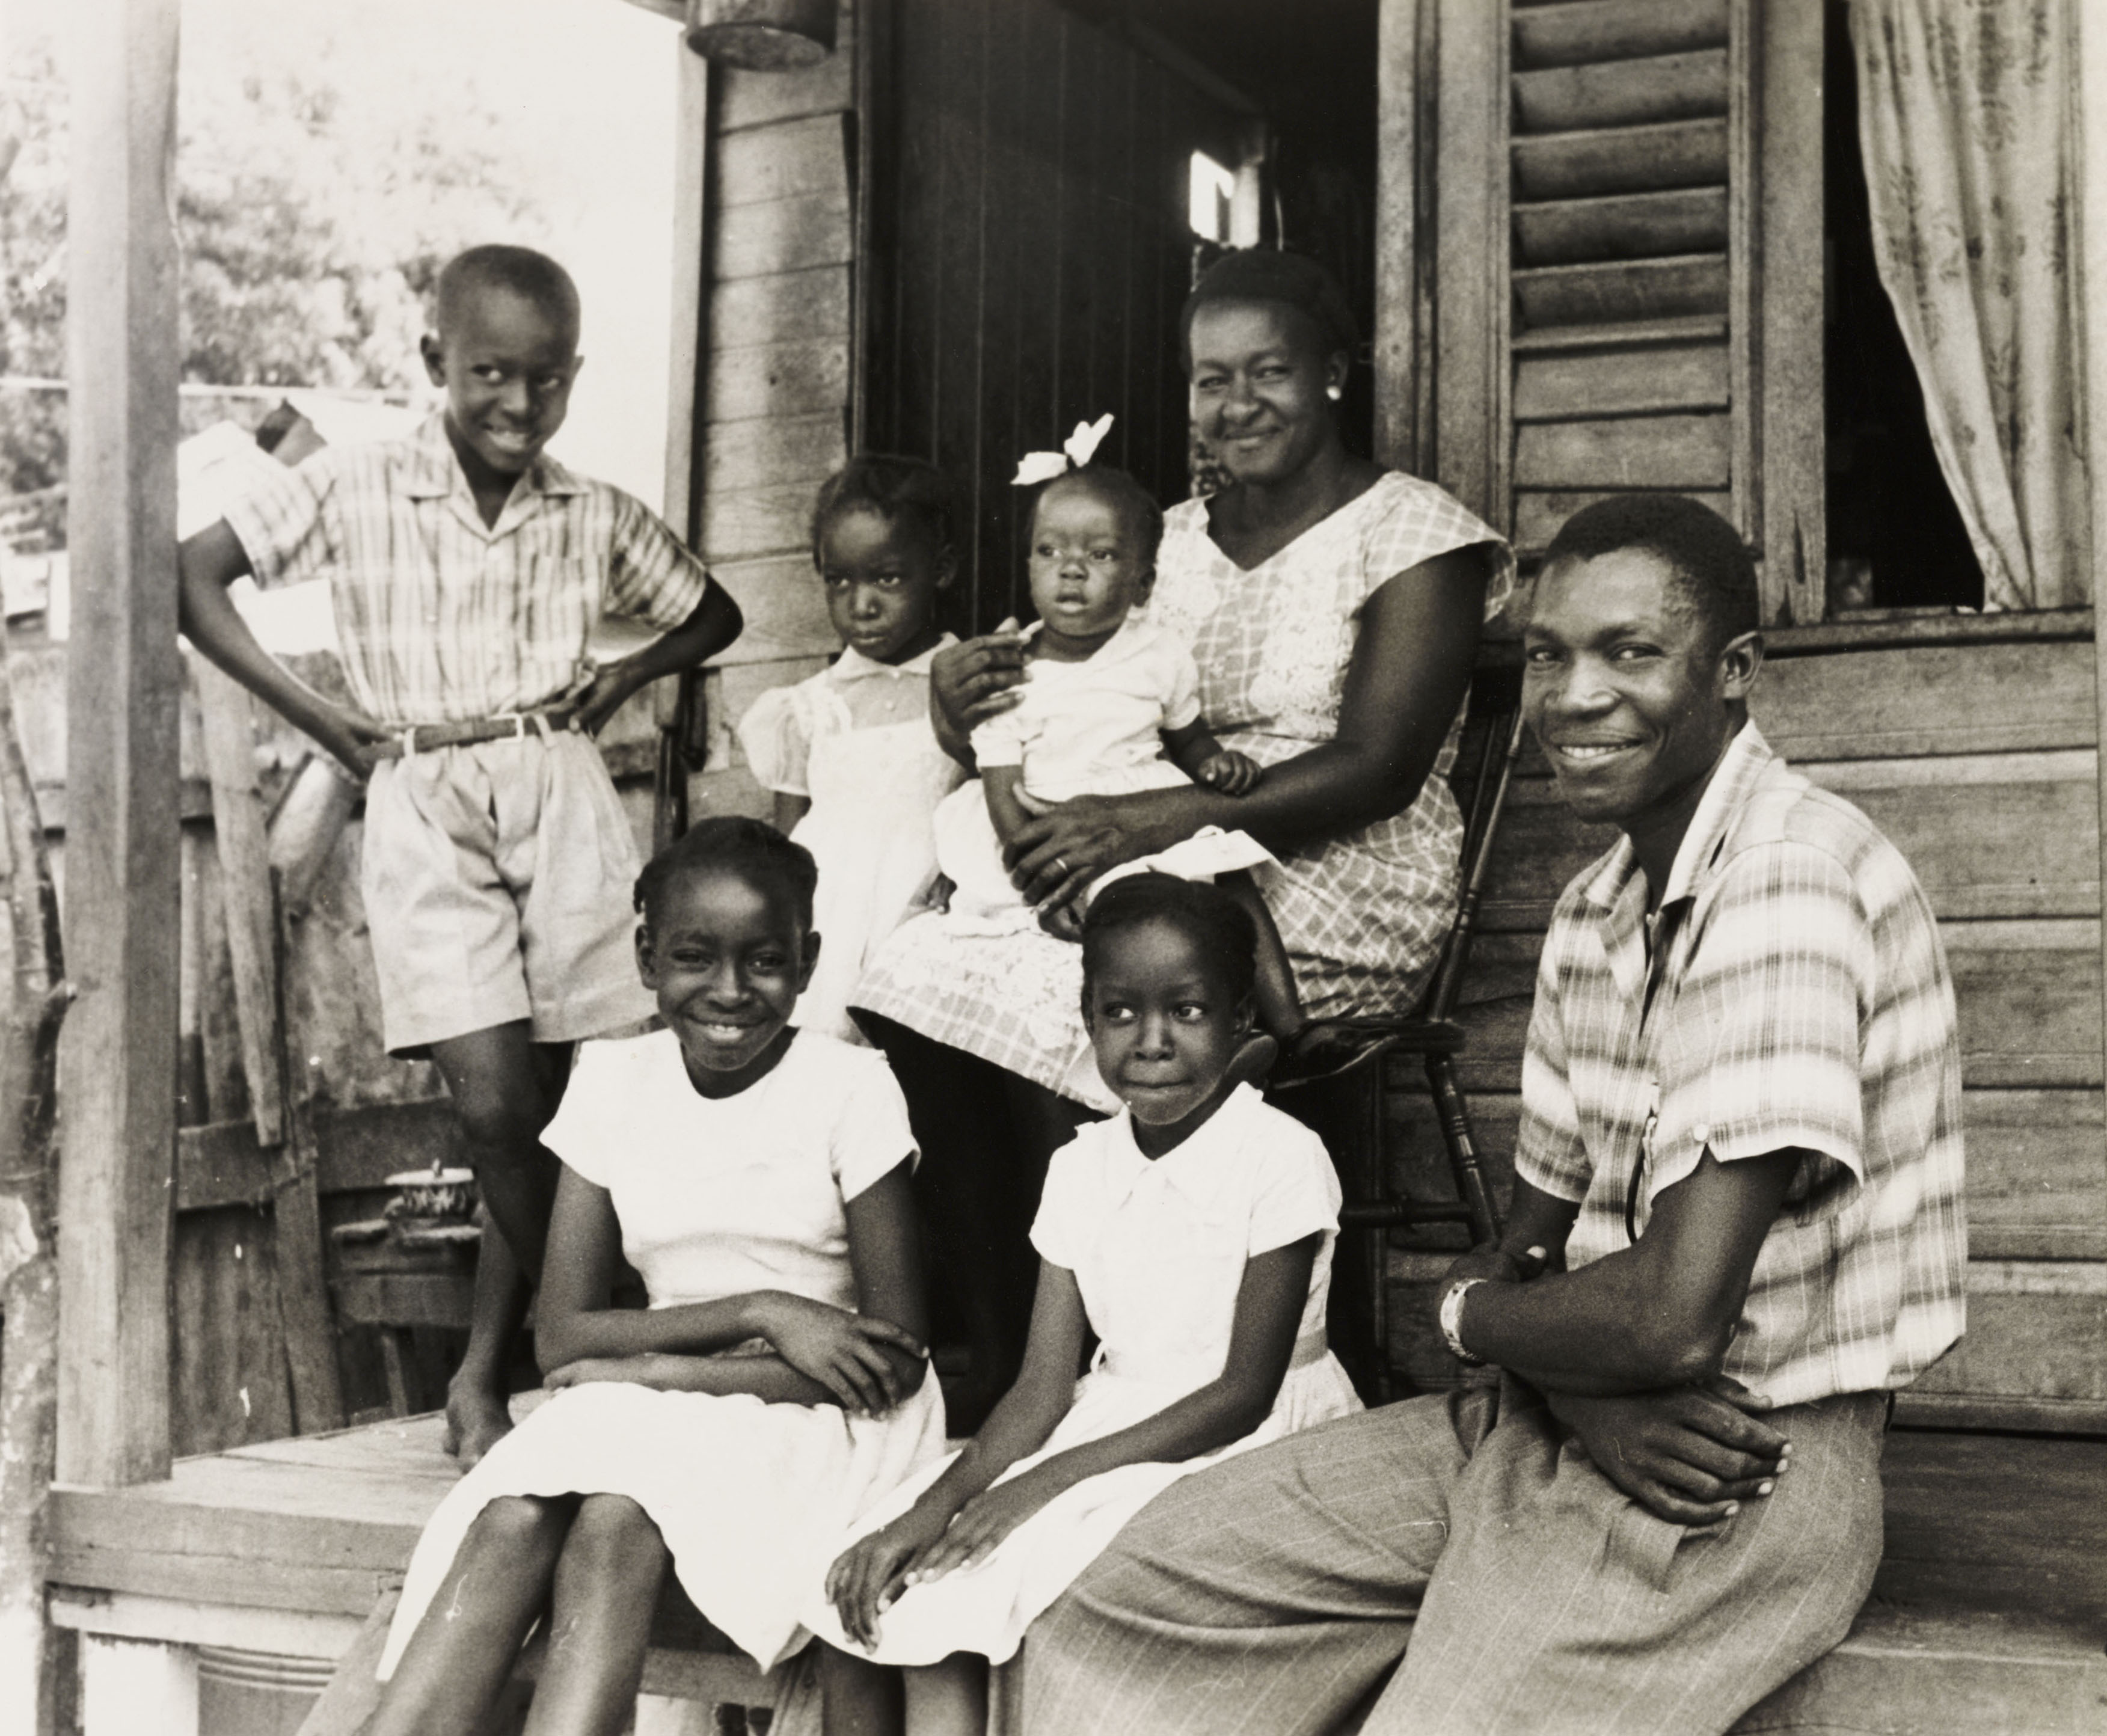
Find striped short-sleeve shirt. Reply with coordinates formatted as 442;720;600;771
220;413;712;726
1515;723;1966;1406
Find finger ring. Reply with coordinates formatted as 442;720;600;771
1053;857;1070;877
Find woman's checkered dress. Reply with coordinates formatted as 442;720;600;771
851;472;1513;1109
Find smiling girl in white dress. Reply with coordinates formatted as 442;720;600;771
808;873;1361;1736
738;457;966;1041
368;818;946;1736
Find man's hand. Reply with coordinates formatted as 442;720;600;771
1548;1378;1790;1526
1193;750;1262;797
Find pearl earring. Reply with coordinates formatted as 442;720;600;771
1326;384;1343;400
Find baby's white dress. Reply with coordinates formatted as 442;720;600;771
377;1029;948;1677
800;1083;1361;1665
931;616;1271;925
738;637;965;1040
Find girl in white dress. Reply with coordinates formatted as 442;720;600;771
809;873;1361;1736
369;818;947;1736
738;456;967;1041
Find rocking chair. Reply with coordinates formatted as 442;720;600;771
1269;669;1527;1401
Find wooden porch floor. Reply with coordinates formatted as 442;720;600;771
43;1406;2107;1732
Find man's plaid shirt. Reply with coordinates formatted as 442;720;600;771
1515;723;1967;1406
222;413;712;727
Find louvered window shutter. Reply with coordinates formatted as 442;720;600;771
1432;0;1824;623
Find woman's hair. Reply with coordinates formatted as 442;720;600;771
1034;465;1166;567
633;815;820;933
1179;248;1359;373
1080;874;1258;1008
810;453;961;564
1539;494;1760;652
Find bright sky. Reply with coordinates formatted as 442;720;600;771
13;0;682;511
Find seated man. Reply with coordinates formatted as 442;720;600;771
1019;495;1967;1736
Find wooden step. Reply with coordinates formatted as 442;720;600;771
1732;1603;2107;1735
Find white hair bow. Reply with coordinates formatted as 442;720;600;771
1011;413;1115;486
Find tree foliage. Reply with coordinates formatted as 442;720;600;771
1;34;544;550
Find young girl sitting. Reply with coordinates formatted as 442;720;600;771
930;462;1303;1050
806;873;1361;1736
368;818;946;1736
738;456;967;1041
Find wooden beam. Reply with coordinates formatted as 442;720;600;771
57;0;183;1489
1432;0;1510;527
192;663;286;1147
1372;0;1421;473
2082;0;2107;1277
1756;0;1825;622
665;35;713;548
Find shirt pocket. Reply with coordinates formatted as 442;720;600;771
517;554;598;682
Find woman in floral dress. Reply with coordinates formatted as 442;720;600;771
853;251;1514;1420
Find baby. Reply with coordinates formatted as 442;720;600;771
931;464;1301;1046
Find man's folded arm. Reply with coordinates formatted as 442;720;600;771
1457;1152;1798;1396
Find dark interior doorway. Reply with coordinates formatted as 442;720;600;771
1823;0;1983;612
859;0;1381;636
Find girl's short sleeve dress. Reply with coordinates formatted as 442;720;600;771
376;1029;948;1678
799;1084;1361;1665
737;637;965;1043
853;472;1512;1108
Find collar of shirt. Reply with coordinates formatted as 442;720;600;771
831;633;958;683
1020;612;1151;670
1099;1083;1260;1219
400;411;588;536
1574;722;1779;1002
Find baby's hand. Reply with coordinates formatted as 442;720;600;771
1195;750;1262;797
752;1293;926;1415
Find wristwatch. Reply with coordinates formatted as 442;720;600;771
1438;1277;1488;1366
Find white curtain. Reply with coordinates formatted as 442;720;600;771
1851;0;2091;610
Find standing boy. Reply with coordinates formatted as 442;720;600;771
179;245;743;1466
1022;495;1967;1734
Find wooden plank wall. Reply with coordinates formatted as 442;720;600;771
690;1;859;823
1386;628;2107;1432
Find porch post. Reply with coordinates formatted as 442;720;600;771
2082;4;2107;1144
55;0;183;1487
1372;0;1424;474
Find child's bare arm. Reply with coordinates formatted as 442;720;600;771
906;1236;1318;1582
1163;718;1261;797
826;1260;1090;1644
981;764;1034;847
844;1162;932;1402
177;520;388;776
572;581;744;734
534;1162;922;1412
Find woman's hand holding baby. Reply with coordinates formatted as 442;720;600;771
1194;750;1262;797
931;623;1031;743
752;1292;927;1416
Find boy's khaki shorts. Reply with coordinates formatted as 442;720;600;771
361;732;656;1056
